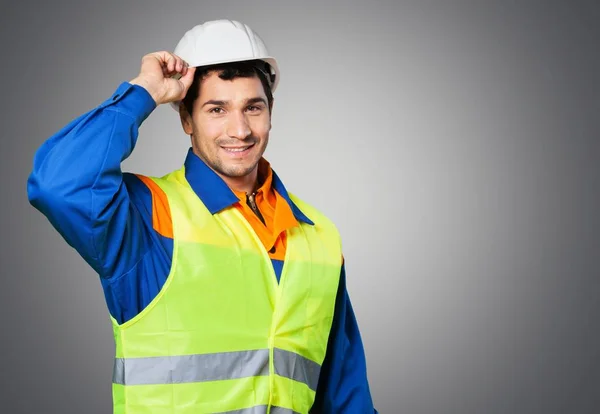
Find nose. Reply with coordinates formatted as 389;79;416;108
226;111;251;140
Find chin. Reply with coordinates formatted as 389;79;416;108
219;162;258;178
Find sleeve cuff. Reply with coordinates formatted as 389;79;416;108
99;82;157;125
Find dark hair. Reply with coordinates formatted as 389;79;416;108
182;59;274;115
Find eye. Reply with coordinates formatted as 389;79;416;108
246;105;263;113
209;107;225;114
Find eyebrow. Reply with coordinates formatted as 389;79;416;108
202;97;268;108
246;97;268;106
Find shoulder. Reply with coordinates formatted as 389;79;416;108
122;169;184;240
288;193;344;267
127;167;187;193
288;193;341;235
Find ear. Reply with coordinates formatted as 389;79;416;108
179;102;194;135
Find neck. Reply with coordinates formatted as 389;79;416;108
220;168;259;194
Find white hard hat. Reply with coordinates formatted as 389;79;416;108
170;19;280;111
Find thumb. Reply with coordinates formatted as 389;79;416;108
179;66;196;96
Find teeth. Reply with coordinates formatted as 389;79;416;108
224;147;249;152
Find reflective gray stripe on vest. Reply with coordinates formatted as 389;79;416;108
273;348;321;391
270;406;300;414
216;406;298;414
217;406;267;414
113;347;321;391
113;349;269;385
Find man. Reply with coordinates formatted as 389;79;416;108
28;20;377;413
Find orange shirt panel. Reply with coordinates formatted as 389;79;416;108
232;161;298;262
136;174;173;239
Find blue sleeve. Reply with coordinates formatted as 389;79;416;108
311;263;378;413
27;82;157;279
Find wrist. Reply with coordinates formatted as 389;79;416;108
129;77;162;105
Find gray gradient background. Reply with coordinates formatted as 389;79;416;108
1;1;599;413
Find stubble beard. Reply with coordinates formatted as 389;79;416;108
195;140;266;179
213;159;259;178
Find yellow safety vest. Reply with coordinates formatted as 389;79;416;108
110;167;342;414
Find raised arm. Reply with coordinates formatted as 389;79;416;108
27;52;195;278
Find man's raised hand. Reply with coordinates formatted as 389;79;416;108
130;51;196;105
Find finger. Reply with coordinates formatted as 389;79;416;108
149;51;173;67
179;66;196;95
157;52;175;73
141;53;163;73
155;51;174;63
169;57;188;78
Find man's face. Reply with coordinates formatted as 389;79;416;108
180;71;271;180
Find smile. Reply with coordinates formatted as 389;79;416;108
221;144;255;155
